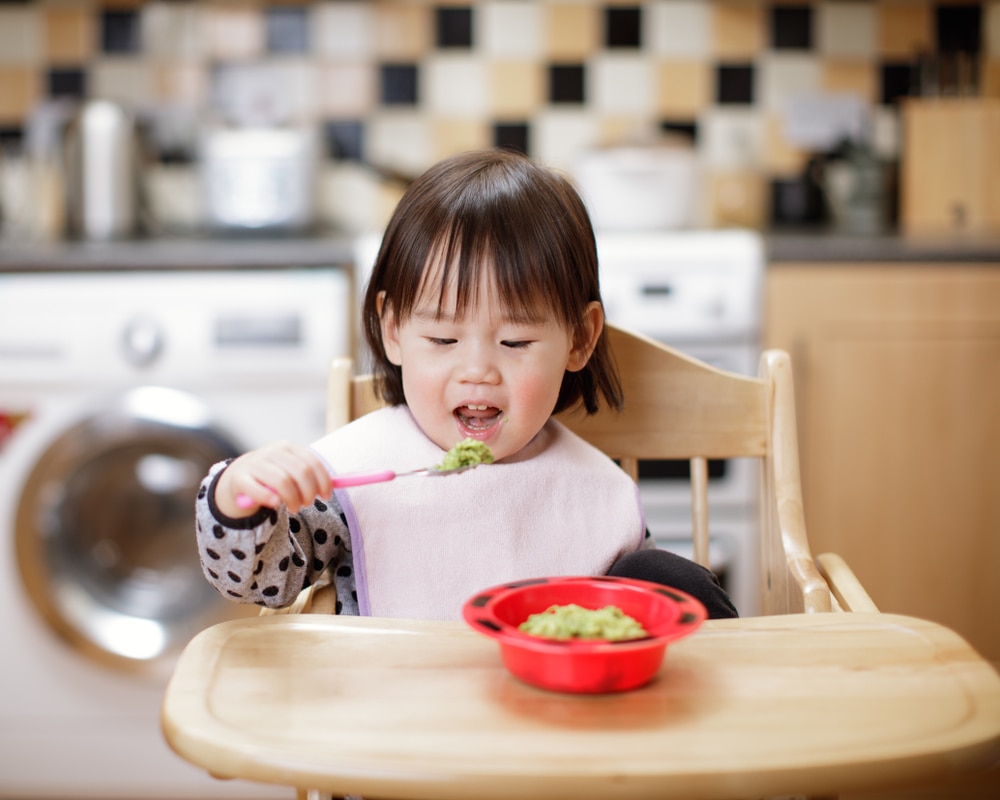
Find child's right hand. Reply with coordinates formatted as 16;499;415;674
214;441;333;519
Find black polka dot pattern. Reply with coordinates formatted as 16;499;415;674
194;461;357;613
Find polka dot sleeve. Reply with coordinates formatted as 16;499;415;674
195;459;358;614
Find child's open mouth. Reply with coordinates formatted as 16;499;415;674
455;404;503;433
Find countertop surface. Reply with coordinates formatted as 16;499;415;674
1;230;998;271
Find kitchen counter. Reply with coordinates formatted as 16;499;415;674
2;230;998;272
767;229;1000;263
0;234;358;272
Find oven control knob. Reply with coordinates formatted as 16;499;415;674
122;318;163;367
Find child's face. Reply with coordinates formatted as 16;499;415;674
379;255;601;462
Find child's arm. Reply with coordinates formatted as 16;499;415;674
213;441;333;517
195;458;356;610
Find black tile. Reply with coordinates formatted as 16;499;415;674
549;64;586;104
936;4;982;52
715;64;754;105
324;120;364;162
436;6;473;48
47;68;86;99
101;9;140;54
880;62;913;105
266;7;309;53
771;5;812;50
380;64;419;105
0;127;24;148
659;120;698;145
493;123;529;156
605;6;642;48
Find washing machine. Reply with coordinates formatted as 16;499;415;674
0;267;351;798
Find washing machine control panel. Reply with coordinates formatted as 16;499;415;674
121;316;164;367
0;269;352;387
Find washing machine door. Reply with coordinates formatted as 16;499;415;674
15;387;245;668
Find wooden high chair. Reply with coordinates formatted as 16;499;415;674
266;324;874;618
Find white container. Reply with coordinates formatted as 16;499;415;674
200;126;319;232
63;100;139;240
573;144;699;231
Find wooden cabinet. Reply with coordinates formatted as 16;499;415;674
765;263;1000;663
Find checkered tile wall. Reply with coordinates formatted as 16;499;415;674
1;0;998;228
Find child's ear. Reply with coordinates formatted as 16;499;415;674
377;292;403;366
567;301;604;372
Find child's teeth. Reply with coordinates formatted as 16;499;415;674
468;404;488;410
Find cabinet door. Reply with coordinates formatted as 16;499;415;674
766;264;1000;663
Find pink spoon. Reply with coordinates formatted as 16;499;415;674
235;463;479;509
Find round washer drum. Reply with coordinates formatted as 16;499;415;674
15;387;242;667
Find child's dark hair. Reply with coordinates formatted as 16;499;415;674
362;148;623;416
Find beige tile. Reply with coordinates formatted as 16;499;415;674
374;2;432;61
822;61;877;105
320;62;377;117
205;3;265;60
712;1;764;59
657;60;711;117
704;169;767;229
430;117;490;162
877;1;932;59
491;61;544;117
546;3;599;59
596;116;649;147
155;64;209;106
44;5;93;64
0;66;41;123
763;113;808;176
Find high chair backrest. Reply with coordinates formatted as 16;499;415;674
326;324;833;615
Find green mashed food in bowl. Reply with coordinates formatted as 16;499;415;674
436;438;495;471
518;603;648;641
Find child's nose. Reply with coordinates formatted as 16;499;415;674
458;344;500;383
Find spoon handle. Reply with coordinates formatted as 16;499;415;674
329;469;398;488
234;470;399;509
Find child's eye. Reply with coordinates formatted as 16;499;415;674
501;340;532;349
428;337;457;346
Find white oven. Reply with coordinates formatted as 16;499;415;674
596;231;765;616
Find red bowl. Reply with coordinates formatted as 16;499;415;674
462;576;706;694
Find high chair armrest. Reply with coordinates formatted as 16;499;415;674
816;552;879;613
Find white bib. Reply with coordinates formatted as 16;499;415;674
312;406;645;620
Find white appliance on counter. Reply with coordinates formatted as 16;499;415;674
0;267;350;798
596;230;765;616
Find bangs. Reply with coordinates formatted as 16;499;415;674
409;227;566;326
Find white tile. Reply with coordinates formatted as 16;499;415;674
646;0;710;57
213;61;320;126
425;55;488;116
312;1;376;60
533;109;600;174
986;2;1000;58
367;112;433;177
818;2;876;59
758;54;822;111
700;108;765;169
589;54;655;115
479;1;543;58
0;8;41;64
90;60;156;111
142;4;206;59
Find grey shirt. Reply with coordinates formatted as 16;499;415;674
195;459;359;614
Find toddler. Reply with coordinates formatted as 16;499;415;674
196;149;737;620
